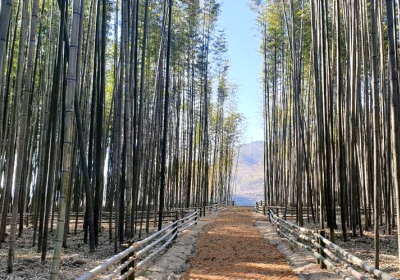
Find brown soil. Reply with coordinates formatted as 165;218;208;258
137;215;217;280
181;207;298;280
298;218;400;279
0;224;116;280
0;223;160;279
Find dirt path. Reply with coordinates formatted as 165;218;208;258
253;213;340;280
181;207;298;280
137;215;216;280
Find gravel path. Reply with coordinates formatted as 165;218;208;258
181;207;298;280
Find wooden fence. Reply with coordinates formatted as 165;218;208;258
255;201;397;218
76;201;227;280
256;202;396;280
5;204;227;227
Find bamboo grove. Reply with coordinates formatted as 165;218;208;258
0;0;243;278
253;0;400;269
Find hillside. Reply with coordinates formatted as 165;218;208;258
233;141;264;206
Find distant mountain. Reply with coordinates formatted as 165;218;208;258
233;141;264;206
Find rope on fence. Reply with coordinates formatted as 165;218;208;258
77;201;228;280
260;202;396;280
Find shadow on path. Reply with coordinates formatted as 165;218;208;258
181;207;298;280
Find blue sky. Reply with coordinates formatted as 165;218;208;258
218;0;264;144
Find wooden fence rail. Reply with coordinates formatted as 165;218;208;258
255;201;397;217
4;205;225;227
76;201;228;280
256;201;396;280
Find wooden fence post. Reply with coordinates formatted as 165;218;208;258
173;211;178;241
276;218;280;234
263;205;266;216
121;243;135;280
127;251;135;280
315;229;326;269
319;230;326;269
314;230;320;266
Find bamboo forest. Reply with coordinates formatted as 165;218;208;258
0;0;400;279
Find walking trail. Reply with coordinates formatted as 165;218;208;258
181;207;298;280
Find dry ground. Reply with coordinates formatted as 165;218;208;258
137;215;217;280
0;222;158;280
3;209;396;280
284;214;400;279
334;230;400;278
305;219;400;279
253;213;340;280
181;207;298;280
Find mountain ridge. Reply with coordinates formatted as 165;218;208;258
233;141;264;206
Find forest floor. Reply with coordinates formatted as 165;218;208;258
0;212;220;280
336;231;400;278
302;219;400;279
181;207;298;280
0;221;164;280
2;209;398;280
275;213;400;279
136;215;216;280
253;213;340;280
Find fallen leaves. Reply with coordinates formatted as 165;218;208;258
181;208;298;280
